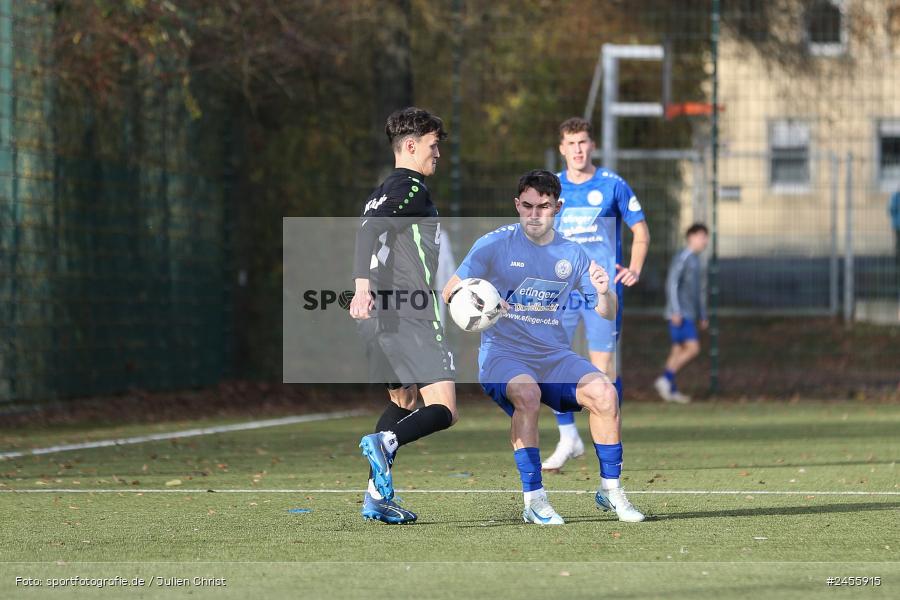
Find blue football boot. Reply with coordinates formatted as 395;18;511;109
359;433;394;500
361;493;417;524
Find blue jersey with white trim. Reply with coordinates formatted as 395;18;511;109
455;224;596;355
555;168;645;288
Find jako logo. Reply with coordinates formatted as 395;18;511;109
509;261;525;267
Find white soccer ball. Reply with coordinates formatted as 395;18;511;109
448;278;504;332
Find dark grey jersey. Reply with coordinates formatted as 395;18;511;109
352;168;442;320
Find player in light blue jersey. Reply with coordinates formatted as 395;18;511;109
543;117;651;471
442;170;645;525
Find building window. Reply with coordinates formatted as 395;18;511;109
877;120;900;189
806;0;847;56
770;120;811;190
719;185;742;202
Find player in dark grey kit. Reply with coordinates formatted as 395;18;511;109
349;107;457;524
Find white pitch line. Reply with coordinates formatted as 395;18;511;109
0;410;368;460
1;489;899;496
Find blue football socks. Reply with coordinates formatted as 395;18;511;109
553;410;575;426
664;369;677;392
513;447;543;492
594;442;623;481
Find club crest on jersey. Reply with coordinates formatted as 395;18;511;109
588;190;603;206
555;259;572;279
628;196;642;212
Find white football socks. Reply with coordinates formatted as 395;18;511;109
380;431;399;455
523;488;546;505
558;423;580;442
601;477;620;490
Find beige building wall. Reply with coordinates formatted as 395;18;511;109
695;0;900;257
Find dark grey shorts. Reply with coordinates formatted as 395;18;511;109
357;316;456;388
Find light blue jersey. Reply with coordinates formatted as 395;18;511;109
555;168;645;352
455;224;596;356
555;168;645;290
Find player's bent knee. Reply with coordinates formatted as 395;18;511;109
578;378;618;418
506;383;541;413
419;381;457;424
389;388;418;411
591;387;618;417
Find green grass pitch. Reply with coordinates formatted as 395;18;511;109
1;401;898;598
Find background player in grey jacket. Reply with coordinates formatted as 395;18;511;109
654;223;709;403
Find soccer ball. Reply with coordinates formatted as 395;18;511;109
448;278;504;332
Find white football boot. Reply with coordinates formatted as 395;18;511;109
522;493;565;525
667;391;691;404
541;435;585;471
653;376;673;401
595;486;646;522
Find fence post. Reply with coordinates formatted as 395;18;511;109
843;153;854;326
544;147;556;172
449;0;463;224
708;0;721;396
0;0;17;402
829;152;839;317
692;153;706;223
601;48;618;172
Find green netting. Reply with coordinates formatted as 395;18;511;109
0;2;231;404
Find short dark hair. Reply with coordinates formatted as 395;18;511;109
517;169;561;200
559;117;593;141
385;107;447;152
686;223;709;237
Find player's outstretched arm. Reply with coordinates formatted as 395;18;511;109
589;260;617;320
349;218;388;320
615;220;650;287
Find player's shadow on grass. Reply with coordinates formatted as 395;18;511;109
649;501;900;521
628;422;900;444
413;502;899;526
417;518;526;528
650;459;900;472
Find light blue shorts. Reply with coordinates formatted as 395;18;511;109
561;290;619;352
478;348;598;417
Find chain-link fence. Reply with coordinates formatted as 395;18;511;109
686;150;897;318
0;2;233;405
1;1;898;406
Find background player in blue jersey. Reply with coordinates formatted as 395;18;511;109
442;170;645;525
543;117;651;471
